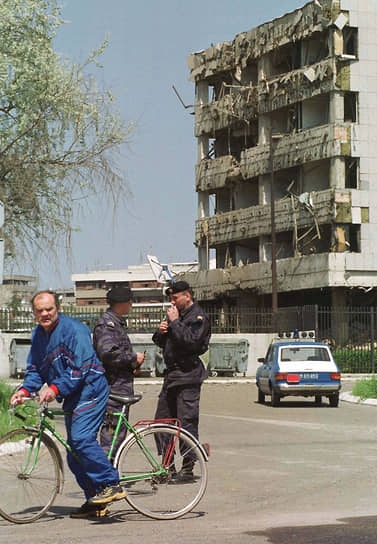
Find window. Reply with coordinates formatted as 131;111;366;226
345;158;358;189
280;347;330;362
343;27;358;57
344;92;358;123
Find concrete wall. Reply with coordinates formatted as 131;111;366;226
0;331;275;380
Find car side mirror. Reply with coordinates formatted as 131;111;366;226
258;357;265;363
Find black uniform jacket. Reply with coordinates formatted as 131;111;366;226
93;308;137;387
152;301;211;386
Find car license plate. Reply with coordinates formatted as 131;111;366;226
300;373;318;380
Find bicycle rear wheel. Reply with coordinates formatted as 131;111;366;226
0;429;61;524
116;424;208;520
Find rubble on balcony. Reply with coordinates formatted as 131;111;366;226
195;189;352;247
196;156;241;192
195;84;258;136
259;58;336;114
188;0;334;82
240;124;352;181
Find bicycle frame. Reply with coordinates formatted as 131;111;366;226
104;404;182;483
2;398;208;523
12;403;182;485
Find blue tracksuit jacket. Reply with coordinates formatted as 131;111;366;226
22;313;119;498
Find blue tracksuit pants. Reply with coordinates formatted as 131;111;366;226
64;385;119;499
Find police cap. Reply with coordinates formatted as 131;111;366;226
165;280;191;296
107;286;133;303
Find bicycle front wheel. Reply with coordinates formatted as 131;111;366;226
116;424;208;520
0;429;61;524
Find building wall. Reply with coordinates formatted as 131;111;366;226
186;0;377;307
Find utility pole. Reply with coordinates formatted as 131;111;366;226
269;131;282;329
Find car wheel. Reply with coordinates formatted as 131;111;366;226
315;395;322;405
329;393;339;407
257;387;265;404
271;388;280;407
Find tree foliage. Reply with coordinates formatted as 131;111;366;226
0;0;132;261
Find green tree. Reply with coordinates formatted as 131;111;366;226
0;0;132;261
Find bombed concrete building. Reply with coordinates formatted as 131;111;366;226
183;0;377;310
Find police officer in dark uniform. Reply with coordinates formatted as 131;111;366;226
152;281;211;480
93;286;145;457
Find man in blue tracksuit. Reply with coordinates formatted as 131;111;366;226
10;290;126;518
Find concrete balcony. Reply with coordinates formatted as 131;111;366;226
193;57;349;137
196;123;356;191
258;58;337;114
194;86;258;137
183;252;377;300
188;1;330;83
240;123;355;180
195;188;352;247
195;155;242;192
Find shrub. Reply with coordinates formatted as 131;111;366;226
0;381;38;435
352;377;377;400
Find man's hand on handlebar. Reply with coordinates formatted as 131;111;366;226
39;387;56;404
10;390;26;406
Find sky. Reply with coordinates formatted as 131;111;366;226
17;0;305;289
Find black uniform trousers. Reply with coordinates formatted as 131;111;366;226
155;380;201;438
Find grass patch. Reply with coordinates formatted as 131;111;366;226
0;380;15;435
352;376;377;400
0;380;39;435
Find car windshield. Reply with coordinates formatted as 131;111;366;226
280;347;330;362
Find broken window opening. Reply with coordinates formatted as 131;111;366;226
215;188;232;213
345;157;359;189
209;74;233;102
343;27;358;57
239;61;258;86
206;138;216;159
209;194;216;216
301;94;329;130
301;31;330;66
269;42;301;78
214;126;257;160
331;224;360;253
344;92;358;123
275;166;301;199
297;225;331;256
349;224;360;252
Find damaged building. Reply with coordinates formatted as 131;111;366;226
183;0;377;310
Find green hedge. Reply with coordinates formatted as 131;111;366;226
332;348;375;373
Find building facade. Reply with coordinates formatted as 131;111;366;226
183;0;377;310
0;275;37;306
72;261;198;306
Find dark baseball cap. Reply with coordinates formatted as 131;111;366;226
165;281;191;296
106;286;133;303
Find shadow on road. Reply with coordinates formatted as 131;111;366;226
246;515;377;543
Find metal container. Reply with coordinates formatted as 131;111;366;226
9;337;31;378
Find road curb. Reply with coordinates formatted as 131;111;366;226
340;391;377;407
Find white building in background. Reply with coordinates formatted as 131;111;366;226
72;261;198;306
183;0;377;310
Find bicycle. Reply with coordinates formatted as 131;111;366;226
0;392;208;524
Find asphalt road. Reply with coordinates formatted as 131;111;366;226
2;380;377;544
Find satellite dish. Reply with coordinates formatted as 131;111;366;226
147;255;176;284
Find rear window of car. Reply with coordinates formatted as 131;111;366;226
280;347;330;362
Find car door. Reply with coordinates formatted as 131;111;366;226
259;344;276;393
